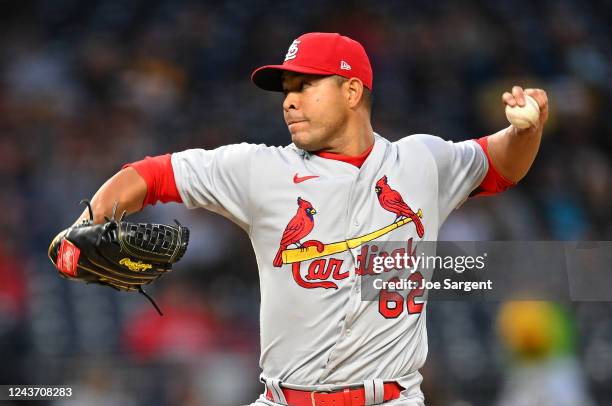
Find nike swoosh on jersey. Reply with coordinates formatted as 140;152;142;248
293;173;319;184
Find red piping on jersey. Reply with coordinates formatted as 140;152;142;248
314;143;374;168
471;136;515;196
122;154;182;208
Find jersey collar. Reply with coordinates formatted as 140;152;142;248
314;143;374;168
290;133;388;175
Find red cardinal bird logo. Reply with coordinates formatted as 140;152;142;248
375;175;425;237
273;197;317;267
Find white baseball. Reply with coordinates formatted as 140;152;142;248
505;95;540;129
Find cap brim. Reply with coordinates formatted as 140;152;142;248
251;64;334;92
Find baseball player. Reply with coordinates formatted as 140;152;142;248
69;33;548;405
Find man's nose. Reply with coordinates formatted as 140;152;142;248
283;92;298;111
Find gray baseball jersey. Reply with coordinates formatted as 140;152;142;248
171;132;488;401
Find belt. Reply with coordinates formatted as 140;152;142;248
265;382;403;406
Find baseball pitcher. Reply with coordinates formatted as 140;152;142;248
49;32;548;405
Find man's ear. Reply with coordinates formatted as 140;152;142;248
345;78;364;109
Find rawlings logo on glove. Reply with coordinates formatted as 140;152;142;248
119;258;153;272
48;200;190;315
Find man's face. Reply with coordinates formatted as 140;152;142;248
281;73;348;152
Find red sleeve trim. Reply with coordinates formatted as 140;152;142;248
122;154;182;208
470;136;516;197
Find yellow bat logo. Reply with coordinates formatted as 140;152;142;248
282;209;423;264
119;258;153;272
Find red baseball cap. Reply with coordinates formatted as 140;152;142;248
251;32;373;92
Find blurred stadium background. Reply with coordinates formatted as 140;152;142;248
1;0;611;405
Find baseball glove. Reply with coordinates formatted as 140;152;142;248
48;200;189;315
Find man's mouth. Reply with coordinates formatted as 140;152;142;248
287;119;307;126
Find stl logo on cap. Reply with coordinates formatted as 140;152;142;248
284;39;301;61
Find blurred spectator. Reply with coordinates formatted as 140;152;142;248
53;360;136;406
496;301;595;406
122;279;221;362
0;243;29;385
